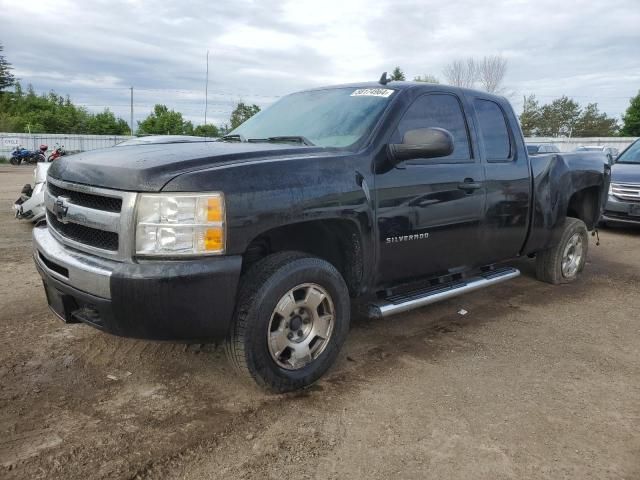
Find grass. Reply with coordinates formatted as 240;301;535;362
0;156;8;164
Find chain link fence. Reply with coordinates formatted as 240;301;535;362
0;133;133;159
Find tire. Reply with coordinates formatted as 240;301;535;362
226;251;350;393
536;217;589;285
10;157;20;165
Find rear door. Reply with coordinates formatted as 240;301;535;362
375;92;486;285
467;95;531;262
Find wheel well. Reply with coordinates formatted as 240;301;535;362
567;186;600;230
242;220;364;297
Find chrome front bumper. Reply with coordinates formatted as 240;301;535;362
33;226;114;299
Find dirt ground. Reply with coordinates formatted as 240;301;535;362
0;164;639;480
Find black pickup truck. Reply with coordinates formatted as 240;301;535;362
34;81;610;392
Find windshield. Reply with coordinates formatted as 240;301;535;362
616;140;640;164
526;145;540;154
229;87;395;148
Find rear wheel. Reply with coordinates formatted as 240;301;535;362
536;217;589;284
226;251;350;392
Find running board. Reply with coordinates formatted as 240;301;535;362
369;267;520;318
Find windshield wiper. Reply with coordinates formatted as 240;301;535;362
247;136;315;146
220;133;247;142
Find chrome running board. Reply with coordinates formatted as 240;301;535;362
369;267;520;318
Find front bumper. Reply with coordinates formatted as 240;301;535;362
33;226;243;341
602;195;640;225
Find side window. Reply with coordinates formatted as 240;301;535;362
474;99;511;162
394;93;471;163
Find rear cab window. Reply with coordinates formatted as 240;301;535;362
473;99;512;162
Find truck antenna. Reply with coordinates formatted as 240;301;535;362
379;72;390;85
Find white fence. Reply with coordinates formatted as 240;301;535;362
523;137;637;153
0;133;133;157
1;132;637;158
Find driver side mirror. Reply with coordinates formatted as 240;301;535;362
387;127;454;166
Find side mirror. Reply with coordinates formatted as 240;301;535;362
387;127;454;166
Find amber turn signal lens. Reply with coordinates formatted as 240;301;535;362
204;227;224;251
206;197;223;222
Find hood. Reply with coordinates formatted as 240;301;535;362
611;162;640;184
47;141;322;191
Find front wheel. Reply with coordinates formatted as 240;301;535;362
225;252;350;392
536;217;589;284
10;157;21;165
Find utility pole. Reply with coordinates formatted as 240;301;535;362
130;86;134;136
204;50;209;127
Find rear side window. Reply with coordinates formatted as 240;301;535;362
394;93;472;163
474;99;511;161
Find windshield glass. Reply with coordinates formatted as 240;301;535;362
616;140;640;164
526;145;540;154
229;87;395;148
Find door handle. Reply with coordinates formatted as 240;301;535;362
457;179;482;191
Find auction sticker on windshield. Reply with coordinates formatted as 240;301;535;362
350;88;394;97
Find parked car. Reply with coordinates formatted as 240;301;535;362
575;145;619;164
601;138;640;225
34;81;610;392
13;162;51;223
526;143;560;155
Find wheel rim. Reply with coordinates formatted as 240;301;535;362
267;283;335;370
561;233;584;278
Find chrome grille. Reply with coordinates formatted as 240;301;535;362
48;182;122;212
47;212;119;251
45;177;137;260
611;183;640;202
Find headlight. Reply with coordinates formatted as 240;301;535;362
135;193;225;256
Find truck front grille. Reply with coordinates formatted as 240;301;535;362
47;212;119;251
48;182;122;212
611;183;640;202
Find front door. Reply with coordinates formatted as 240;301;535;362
375;92;486;286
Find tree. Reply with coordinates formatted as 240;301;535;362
478;55;507;94
573;103;619;137
519;95;619;137
537;96;581;137
229;102;261;129
0;44;15;92
621;91;640;136
413;74;440;84
86;109;130;135
138;104;194;135
389;67;406;81
194;123;219;137
519;95;541;136
443;58;476;88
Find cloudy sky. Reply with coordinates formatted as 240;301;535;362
1;0;639;130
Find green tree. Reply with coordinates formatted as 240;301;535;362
193;124;219;137
138;104;194;135
537;96;581;137
519;95;541;136
573;103;619;137
390;66;406;81
86;109;131;135
0;44;15;92
621;91;640;136
229;102;261;129
413;74;439;83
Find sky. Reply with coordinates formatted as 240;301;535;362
1;0;639;131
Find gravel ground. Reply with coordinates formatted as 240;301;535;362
1;164;639;479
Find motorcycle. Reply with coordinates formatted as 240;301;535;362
47;144;66;161
10;146;31;165
9;145;48;164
